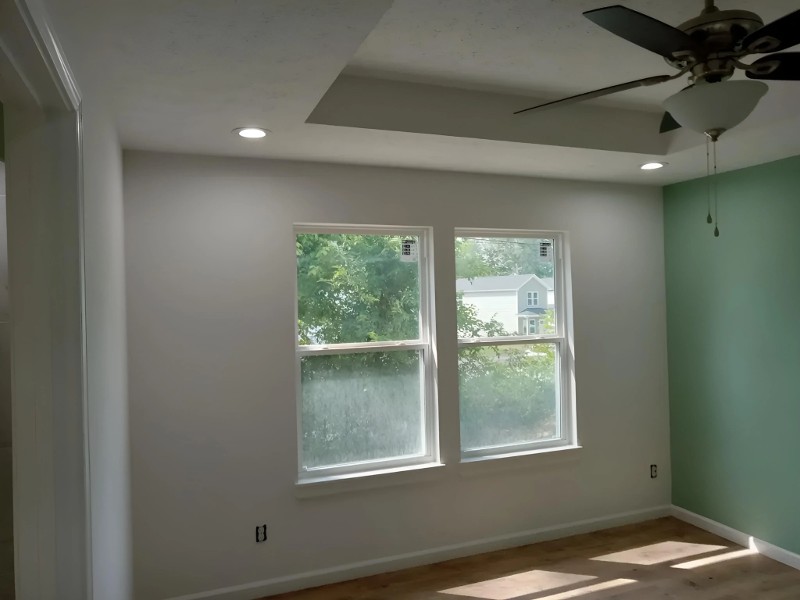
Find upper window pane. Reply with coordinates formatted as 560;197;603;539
455;236;556;337
297;233;421;344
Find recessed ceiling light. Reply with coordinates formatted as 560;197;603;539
640;162;666;170
234;127;269;139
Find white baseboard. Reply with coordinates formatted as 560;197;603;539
165;505;671;600
671;505;800;571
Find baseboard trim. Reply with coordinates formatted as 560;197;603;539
165;505;671;600
671;505;800;571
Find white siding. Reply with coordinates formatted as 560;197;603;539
517;278;549;314
460;290;517;334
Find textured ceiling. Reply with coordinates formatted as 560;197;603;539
44;0;392;139
347;0;800;109
41;0;800;184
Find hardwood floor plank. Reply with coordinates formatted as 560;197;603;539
264;518;800;600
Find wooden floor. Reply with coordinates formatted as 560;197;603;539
267;518;800;600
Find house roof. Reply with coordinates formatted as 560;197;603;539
456;274;553;293
519;307;547;315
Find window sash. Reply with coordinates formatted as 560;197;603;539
459;338;571;459
458;334;561;347
454;230;573;458
297;340;426;356
294;226;437;479
298;344;438;476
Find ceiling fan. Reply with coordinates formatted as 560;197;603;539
515;1;800;135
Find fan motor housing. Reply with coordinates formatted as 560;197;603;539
679;8;763;48
666;9;764;82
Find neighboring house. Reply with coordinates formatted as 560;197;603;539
455;274;554;335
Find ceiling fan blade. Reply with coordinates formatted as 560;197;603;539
743;9;800;53
584;5;699;58
745;53;800;80
514;75;672;115
659;111;681;133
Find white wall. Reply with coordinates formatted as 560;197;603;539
124;151;671;600
41;3;133;595
80;94;132;600
0;162;11;597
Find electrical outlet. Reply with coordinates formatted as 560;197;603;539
650;464;658;479
255;524;267;543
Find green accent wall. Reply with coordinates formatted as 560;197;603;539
665;154;800;554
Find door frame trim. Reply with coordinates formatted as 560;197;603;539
0;0;88;597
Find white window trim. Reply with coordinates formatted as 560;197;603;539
293;224;439;482
455;229;575;461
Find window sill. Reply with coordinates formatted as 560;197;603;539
460;444;582;477
295;461;446;498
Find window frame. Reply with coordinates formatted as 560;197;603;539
293;224;439;481
526;291;540;307
455;229;575;460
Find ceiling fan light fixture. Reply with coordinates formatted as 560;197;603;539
662;81;768;135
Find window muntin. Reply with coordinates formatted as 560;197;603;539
295;227;435;477
455;232;572;458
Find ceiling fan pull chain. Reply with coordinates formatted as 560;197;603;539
713;139;720;238
706;136;713;224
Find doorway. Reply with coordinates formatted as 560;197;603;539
0;2;90;597
0;115;11;597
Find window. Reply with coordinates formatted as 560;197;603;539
295;227;436;479
455;232;573;459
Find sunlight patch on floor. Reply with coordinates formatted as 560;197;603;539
672;548;755;570
533;578;638;600
440;570;595;600
592;541;727;565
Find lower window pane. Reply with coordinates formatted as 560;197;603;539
459;343;559;453
301;350;424;470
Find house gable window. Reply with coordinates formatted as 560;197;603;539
455;231;574;459
295;226;436;479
